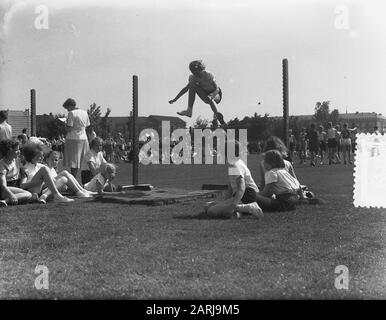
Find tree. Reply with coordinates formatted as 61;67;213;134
87;103;111;137
314;100;340;126
36;113;66;138
87;103;102;129
314;101;331;124
100;108;112;138
193;116;210;129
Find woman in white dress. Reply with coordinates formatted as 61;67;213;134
62;98;90;178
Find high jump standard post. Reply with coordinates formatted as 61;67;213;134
282;59;289;147
132;75;139;185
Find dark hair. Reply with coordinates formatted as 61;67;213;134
0;139;19;157
90;137;103;149
310;123;316;130
0;110;8;121
63;98;76;109
22;128;27;133
264;150;285;169
23;143;44;163
189;60;205;73
263;136;288;157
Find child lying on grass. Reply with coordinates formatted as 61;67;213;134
204;158;263;219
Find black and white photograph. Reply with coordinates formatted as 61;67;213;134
1;0;386;306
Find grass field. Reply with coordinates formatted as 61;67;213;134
1;154;386;299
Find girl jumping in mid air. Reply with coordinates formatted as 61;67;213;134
169;60;225;125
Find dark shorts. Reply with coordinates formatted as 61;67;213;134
327;138;337;149
233;187;258;204
319;141;326;151
309;143;319;152
81;170;93;185
7;179;21;188
261;193;299;212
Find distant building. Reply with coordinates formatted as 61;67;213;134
271;112;386;133
0;109;30;137
339;112;386;132
111;115;186;139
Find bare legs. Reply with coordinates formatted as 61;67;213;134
24;166;73;202
179;83;225;125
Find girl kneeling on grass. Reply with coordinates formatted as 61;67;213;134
204;157;263;219
81;137;107;185
255;150;301;212
20;144;74;203
0;139;36;207
44;150;94;198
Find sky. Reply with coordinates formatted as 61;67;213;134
1;0;386;126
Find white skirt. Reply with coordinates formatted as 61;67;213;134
63;139;90;169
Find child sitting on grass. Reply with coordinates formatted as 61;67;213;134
81;137;107;185
259;136;298;189
83;162;117;195
204;155;263;219
0;139;36;207
20;143;74;203
44;150;94;198
255;150;301;212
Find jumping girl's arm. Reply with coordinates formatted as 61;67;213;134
169;85;189;103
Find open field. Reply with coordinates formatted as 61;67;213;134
1;154;386;299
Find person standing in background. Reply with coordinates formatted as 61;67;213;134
62;98;90;179
0;111;12;142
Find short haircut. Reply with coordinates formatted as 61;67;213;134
45;150;60;161
102;162;116;174
189;60;205;73
264;136;288;157
90;137;103;149
63;98;76;108
264;150;285;169
0;110;8;120
0;139;19;157
23;143;44;163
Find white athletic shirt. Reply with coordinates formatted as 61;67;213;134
265;168;300;195
228;159;259;194
83;173;107;192
0;158;21;183
81;150;106;171
66;109;90;140
23;162;45;183
327;128;337;139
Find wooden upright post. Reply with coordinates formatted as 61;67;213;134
30;89;37;136
282;59;289;147
132;75;139;185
